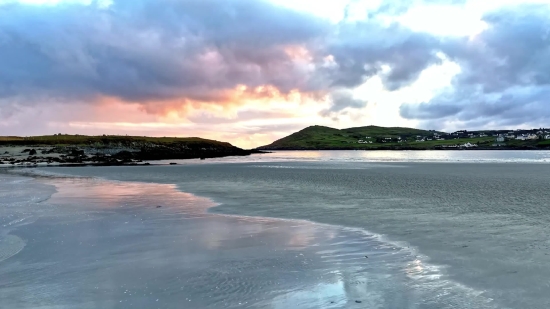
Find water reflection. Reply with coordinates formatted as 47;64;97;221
4;177;410;308
1;175;500;309
154;150;550;165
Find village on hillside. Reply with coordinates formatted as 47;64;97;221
357;128;550;148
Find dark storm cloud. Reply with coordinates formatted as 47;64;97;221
400;4;550;128
0;0;330;105
5;0;549;129
320;22;443;90
0;0;451;114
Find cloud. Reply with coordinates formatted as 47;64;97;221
0;0;330;108
3;0;550;146
318;89;368;120
400;3;550;130
0;0;453;113
319;22;443;91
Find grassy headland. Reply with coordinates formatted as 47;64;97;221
257;125;550;150
0;134;260;166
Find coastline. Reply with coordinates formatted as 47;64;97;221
0;170;498;309
31;160;550;309
4;154;550;308
256;146;549;151
0;145;266;167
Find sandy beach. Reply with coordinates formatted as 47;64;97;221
3;150;550;308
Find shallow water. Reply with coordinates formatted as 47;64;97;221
0;173;500;309
3;150;550;308
152;149;550;164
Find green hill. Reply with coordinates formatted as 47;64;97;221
257;125;441;150
0;134;258;162
258;125;550;150
0;135;232;147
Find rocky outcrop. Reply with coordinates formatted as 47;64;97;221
0;137;266;167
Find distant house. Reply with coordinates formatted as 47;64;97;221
527;134;538;140
461;142;477;148
496;136;505;142
545;135;550;140
516;135;526;141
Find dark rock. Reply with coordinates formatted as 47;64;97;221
69;149;85;157
156;205;162;208
143;162;150;165
113;150;135;160
169;162;177;165
28;149;37;155
22;149;31;153
355;300;362;303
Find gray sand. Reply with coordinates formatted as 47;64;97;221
3;150;550;308
0;173;496;309
34;160;550;309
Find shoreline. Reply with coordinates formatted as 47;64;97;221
0;172;502;308
0;145;266;167
7;160;550;308
3;148;550;168
38;161;550;308
257;146;550;151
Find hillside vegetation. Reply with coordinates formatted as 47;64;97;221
0;135;232;147
258;125;438;149
0;134;258;164
257;125;549;150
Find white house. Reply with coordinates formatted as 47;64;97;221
545;135;550;140
496;136;505;142
516;135;527;141
527;134;538;140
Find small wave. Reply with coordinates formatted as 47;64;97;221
0;234;26;263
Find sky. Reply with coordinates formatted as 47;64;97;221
1;0;550;148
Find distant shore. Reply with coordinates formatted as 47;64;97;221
256;146;548;151
0;135;266;167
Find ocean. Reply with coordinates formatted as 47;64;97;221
1;150;550;308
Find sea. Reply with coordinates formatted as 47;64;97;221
1;150;550;309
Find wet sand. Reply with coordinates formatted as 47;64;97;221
26;160;550;309
0;173;494;309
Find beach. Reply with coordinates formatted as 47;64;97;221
2;151;550;308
